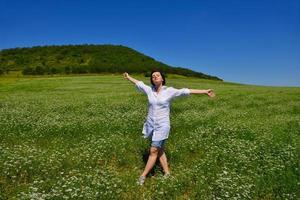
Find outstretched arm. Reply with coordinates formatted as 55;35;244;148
123;72;151;94
123;72;139;84
190;89;215;97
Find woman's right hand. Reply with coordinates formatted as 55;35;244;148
123;72;129;79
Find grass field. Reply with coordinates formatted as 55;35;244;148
0;75;299;199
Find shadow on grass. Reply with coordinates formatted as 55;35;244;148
141;148;164;177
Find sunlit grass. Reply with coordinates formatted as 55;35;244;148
0;75;299;199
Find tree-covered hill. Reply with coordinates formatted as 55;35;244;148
0;44;222;80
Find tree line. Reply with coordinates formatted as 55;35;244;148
0;44;222;80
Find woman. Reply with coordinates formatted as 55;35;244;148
123;71;215;185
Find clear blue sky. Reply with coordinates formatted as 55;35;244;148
1;0;299;86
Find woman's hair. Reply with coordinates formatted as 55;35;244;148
150;70;166;86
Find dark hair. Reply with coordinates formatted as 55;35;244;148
150;70;166;86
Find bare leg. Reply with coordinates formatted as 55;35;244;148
158;148;170;175
141;147;159;177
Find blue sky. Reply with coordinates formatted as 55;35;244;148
1;0;300;86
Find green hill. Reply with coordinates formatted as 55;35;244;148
0;44;222;80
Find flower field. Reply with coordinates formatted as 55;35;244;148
0;75;299;199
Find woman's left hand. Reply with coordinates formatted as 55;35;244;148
207;89;215;97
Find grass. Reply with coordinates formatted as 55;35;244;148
0;75;299;199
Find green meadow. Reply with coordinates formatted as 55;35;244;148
0;75;299;199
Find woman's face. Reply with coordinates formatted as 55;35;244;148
152;72;163;86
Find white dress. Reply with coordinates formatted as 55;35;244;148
135;81;190;141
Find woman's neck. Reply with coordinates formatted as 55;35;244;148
154;84;163;93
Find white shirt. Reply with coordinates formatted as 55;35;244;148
135;81;190;141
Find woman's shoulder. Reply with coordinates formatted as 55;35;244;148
165;86;175;90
